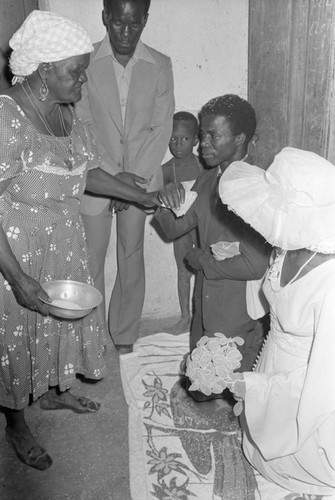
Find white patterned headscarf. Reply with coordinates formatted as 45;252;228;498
9;10;93;82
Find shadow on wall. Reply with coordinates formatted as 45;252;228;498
0;48;11;91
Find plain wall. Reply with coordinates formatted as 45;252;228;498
39;0;248;318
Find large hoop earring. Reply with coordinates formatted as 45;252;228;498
39;79;49;102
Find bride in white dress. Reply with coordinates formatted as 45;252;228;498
219;147;335;498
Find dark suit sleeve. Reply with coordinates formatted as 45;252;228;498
198;227;271;281
154;205;198;240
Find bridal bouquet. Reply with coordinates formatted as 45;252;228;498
185;333;244;396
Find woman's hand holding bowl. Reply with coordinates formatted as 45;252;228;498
10;271;51;315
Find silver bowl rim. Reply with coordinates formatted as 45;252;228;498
41;280;103;310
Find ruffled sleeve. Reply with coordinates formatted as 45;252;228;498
243;283;335;461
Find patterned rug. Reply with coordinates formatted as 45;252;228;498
120;332;334;500
120;332;256;500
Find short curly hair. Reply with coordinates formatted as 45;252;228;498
173;111;199;136
200;94;256;143
103;0;151;16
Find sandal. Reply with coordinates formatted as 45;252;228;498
40;392;101;413
5;427;53;471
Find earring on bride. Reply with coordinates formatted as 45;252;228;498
39;79;49;102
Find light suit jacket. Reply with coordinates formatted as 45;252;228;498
76;35;175;216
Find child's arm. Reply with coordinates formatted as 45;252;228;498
162;163;174;186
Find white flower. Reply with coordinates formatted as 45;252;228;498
72;183;80;195
80;259;88;270
13;325;23;337
45;226;53;235
7;226;20;240
1;354;9;366
64;363;74;375
11;118;20;129
8;136;18;146
3;280;11;291
22;253;32;263
186;332;244;396
0;162;10;173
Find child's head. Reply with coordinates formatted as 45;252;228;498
199;94;256;169
169;111;199;160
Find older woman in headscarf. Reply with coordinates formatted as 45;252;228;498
0;10;182;471
220;147;335;497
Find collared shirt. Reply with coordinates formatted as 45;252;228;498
111;40;150;124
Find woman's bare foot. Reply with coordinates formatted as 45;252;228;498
6;426;52;470
40;388;101;413
3;406;52;470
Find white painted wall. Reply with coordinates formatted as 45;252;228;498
39;0;248;318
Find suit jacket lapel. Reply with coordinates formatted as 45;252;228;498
91;56;123;135
202;169;220;244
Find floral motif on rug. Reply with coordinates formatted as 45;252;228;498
120;333;329;500
120;332;256;500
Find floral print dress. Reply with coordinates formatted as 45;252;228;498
0;96;106;410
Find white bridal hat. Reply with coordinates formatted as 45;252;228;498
219;147;335;253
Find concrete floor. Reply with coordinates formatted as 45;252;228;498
0;316;180;500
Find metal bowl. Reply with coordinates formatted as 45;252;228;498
40;280;103;319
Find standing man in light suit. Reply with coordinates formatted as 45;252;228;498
76;0;174;354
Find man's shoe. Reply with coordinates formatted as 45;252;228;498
115;344;133;355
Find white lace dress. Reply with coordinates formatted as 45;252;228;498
242;250;335;495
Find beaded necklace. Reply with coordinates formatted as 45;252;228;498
284;251;317;286
20;81;75;170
